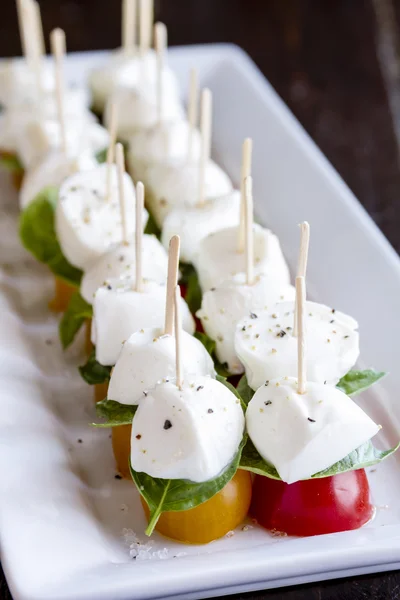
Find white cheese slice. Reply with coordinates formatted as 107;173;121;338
56;163;148;271
0;88;92;154
80;235;167;303
197;274;295;374
19;149;98;210
92;279;195;365
89;48;179;113
127;119;202;184
104;85;184;143
235;300;359;390
195;224;291;292
145;160;233;228
130;377;245;483
0;59;68;108
17;118;108;171
246;377;380;483
161;191;241;264
108;326;215;404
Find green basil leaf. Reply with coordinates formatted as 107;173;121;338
79;349;111;385
237;374;255;406
144;211;161;238
312;440;400;478
59;292;92;349
194;331;216;356
19;187;82;286
216;374;247;412
193;331;231;378
240;437;399;481
239;437;281;479
93;398;138;428
0;152;23;173
179;263;202;314
130;436;246;536
336;369;386;397
95;147;107;164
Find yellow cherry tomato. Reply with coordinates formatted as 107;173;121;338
48;277;76;313
85;318;93;358
13;170;23;190
94;381;109;403
141;469;252;544
112;425;132;479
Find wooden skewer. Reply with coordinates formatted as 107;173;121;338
148;0;154;44
50;28;67;155
122;0;137;52
139;0;152;56
16;0;28;56
293;221;310;337
238;137;253;252
187;68;198;161
115;143;129;244
106;101;118;200
296;276;307;395
135;181;144;292
164;235;180;336
33;1;46;56
174;285;183;390
244;175;254;285
22;0;43;99
198;88;212;206
154;22;166;125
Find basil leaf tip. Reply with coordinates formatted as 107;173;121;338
336;369;387;396
93;398;137;428
59;292;92;349
79;349;111;385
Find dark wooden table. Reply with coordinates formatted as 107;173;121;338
1;0;400;599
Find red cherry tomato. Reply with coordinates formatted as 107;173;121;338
250;469;374;536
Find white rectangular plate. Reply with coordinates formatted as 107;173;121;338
1;44;400;600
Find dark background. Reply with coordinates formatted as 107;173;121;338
1;0;400;599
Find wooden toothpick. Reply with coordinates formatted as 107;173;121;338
293;221;310;337
135;181;144;292
16;0;28;57
122;0;137;52
106;101;118;200
244;175;254;285
115;143;129;244
154;22;167;125
174;285;183;390
139;0;152;56
22;0;43;99
238;137;253;252
198;88;212;206
50;28;67;154
187;68;198;161
164;235;180;336
33;1;46;56
296;276;307;395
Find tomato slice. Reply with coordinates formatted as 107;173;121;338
141;469;253;544
250;469;374;536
